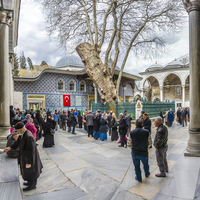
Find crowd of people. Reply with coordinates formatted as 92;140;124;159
4;105;190;190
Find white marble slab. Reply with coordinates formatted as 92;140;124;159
66;167;120;200
91;147;120;158
22;159;75;196
23;187;87;200
49;152;91;173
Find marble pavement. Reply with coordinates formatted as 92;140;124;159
10;123;200;199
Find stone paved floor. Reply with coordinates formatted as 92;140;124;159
19;123;200;200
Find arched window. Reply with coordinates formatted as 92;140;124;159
79;80;86;92
57;78;64;91
89;82;94;93
69;80;75;91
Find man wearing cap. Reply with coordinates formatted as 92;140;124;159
4;122;43;191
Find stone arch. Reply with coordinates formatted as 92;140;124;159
184;72;190;86
141;75;160;88
162;72;182;102
162;72;183;86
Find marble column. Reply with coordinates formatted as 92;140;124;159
9;54;14;106
160;86;163;102
123;87;126;102
94;85;98;103
183;0;200;156
141;88;144;98
182;85;185;108
0;11;12;148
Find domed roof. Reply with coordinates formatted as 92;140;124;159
55;55;85;68
145;62;163;72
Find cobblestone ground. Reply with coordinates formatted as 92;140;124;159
20;122;200;200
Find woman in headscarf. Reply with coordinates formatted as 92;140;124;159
111;113;118;141
25;118;37;140
93;113;100;140
42;116;56;148
99;118;108;141
78;111;83;128
36;111;43;139
33;113;40;141
83;112;88;132
167;110;174;127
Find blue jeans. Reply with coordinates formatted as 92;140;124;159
132;155;150;181
72;125;75;134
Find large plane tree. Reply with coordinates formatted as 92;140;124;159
37;0;185;104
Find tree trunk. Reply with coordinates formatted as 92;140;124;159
76;42;118;105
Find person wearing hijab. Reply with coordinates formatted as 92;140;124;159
93;113;100;139
36;111;43;139
32;113;40;141
78;111;83;128
99;118;108;141
25;118;37;141
167;110;174;127
42;116;56;148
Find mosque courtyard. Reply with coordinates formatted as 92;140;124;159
8;123;197;200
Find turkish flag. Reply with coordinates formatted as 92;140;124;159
63;95;70;107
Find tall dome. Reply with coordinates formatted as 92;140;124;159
55;55;85;69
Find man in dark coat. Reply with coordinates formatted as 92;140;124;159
10;105;15;126
5;122;43;191
69;111;78;134
86;111;94;137
181;108;187;127
154;117;168;178
130;119;150;182
61;111;67;130
142;113;152;148
107;112;113;136
117;113;127;148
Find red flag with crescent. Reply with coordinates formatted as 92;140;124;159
63;95;70;106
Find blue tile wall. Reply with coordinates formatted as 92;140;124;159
14;72;94;111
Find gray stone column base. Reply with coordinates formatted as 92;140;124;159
185;129;200;157
0;126;10;149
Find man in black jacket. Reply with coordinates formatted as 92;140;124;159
143;113;152;148
5;122;43;191
181;108;187;127
61;111;67;130
130;119;150;182
154;117;168;177
117;113;127;148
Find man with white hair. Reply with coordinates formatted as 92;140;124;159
4;122;43;191
154;117;168;177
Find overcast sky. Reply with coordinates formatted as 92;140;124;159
15;0;189;75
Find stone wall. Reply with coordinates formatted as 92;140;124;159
13;92;23;110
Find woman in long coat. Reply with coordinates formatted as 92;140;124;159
42;116;56;148
111;113;118;141
78;111;83;128
25;118;37;140
93;113;100;139
33;113;40;141
99;118;107;141
36;111;43;139
83;112;88;132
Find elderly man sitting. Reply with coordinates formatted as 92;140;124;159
6;131;19;158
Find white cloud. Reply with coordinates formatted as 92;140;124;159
15;0;189;75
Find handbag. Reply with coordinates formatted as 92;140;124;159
50;128;55;135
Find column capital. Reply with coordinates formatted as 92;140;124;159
182;85;186;88
0;10;12;25
160;86;163;90
183;0;200;13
